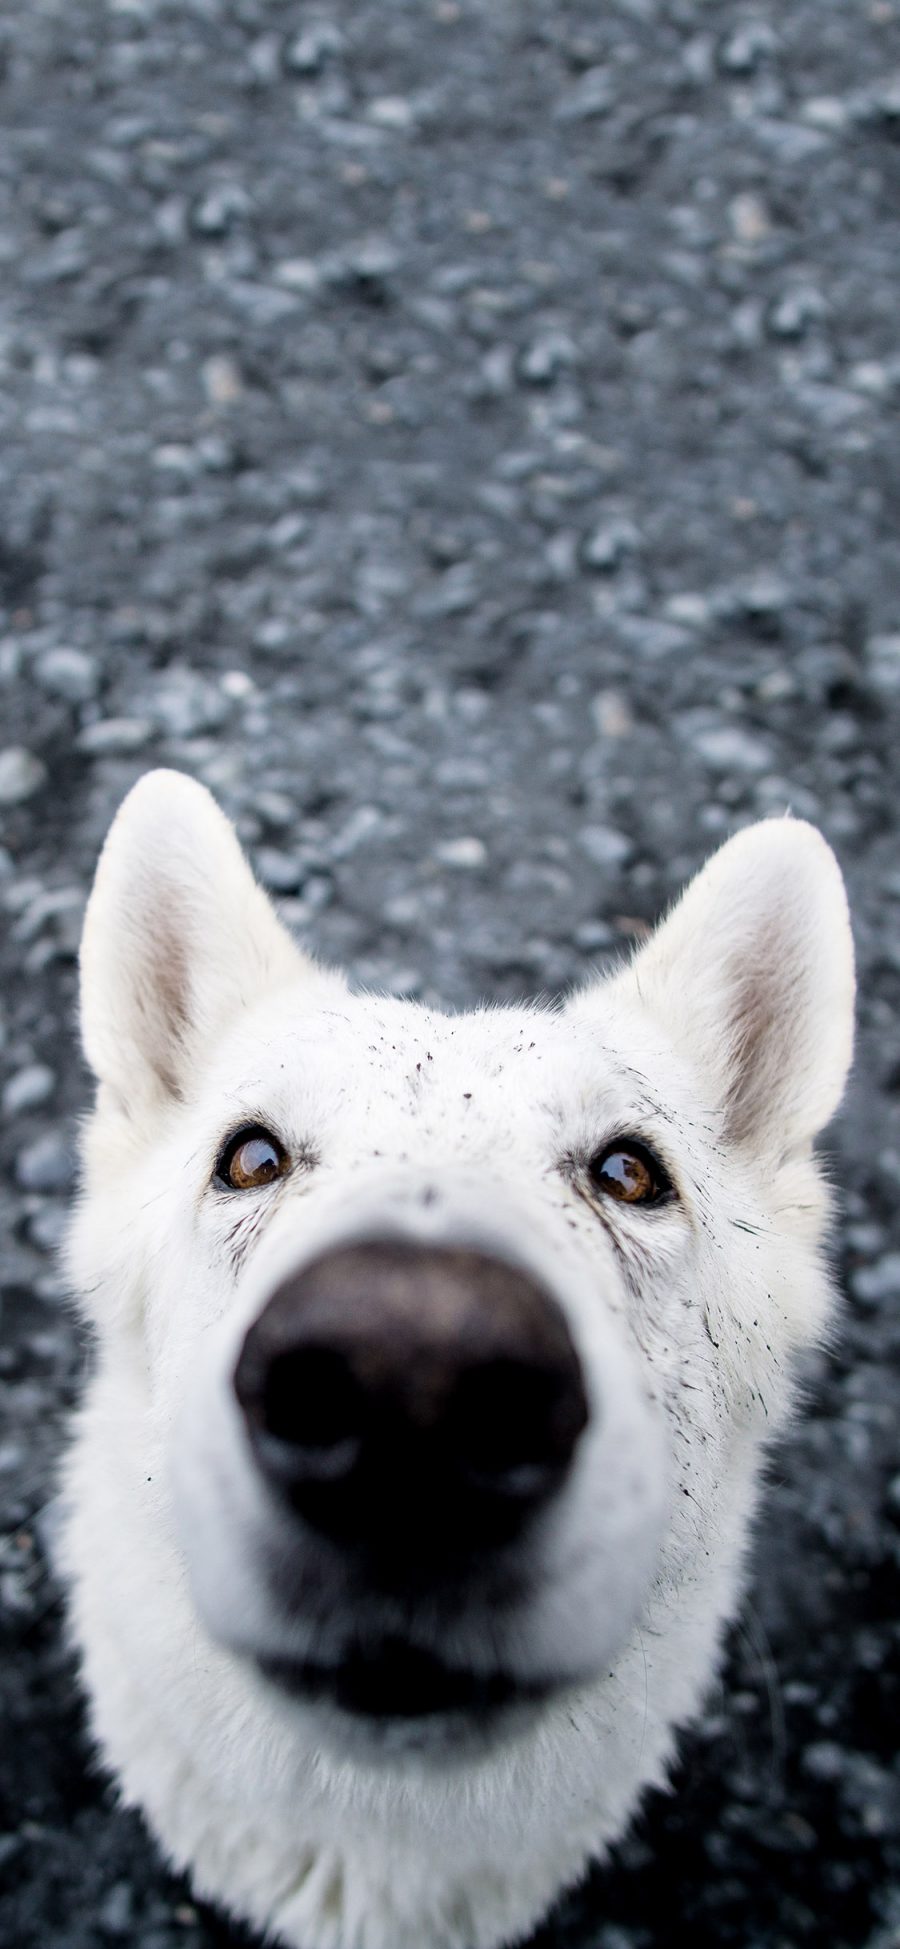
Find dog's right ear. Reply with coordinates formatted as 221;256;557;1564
80;769;337;1113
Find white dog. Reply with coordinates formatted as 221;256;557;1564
61;770;854;1949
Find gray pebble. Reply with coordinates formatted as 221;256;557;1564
555;67;614;122
331;806;383;858
191;183;251;238
573;920;615;952
296;873;333;915
850;1253;900;1308
692;726;773;773
848;358;896;397
2;1063;56;1117
577;825;631;868
414;564;478;618
13;884;85;953
582;519;640;572
663;593;714;629
792;379;866;429
76;717;154;755
0;1837;23;1873
433;837;488;869
865;635;900;694
345;239;401;284
543;531;578;581
27;1201;70;1252
34;647;100;702
719;573;792;619
254;617;294;654
845;1221;886;1257
0;747;46;805
753;119;831;166
272;257;323;295
245;33;280;87
143;670;231;739
15;1130;75;1194
802;1740;845;1782
255;847;305;893
719;22;778;74
769;287;827;340
283;22;344;74
434;757;491;790
615;617;692;659
254;789;299;828
96;1878;135;1936
518;332;577;386
801;95;850;132
367;95;417;132
34;1492;68;1575
0;1440;24;1476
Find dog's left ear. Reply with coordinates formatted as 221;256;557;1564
598;819;855;1154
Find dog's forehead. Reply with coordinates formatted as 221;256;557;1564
204;983;667;1138
213;989;560;1096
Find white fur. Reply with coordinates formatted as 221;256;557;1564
61;770;855;1949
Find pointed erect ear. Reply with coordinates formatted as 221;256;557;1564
80;770;339;1111
609;819;855;1153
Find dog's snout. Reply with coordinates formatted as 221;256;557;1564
233;1240;589;1562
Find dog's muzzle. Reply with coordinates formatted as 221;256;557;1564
173;1197;665;1745
233;1237;590;1579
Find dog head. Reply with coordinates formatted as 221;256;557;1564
69;770;854;1768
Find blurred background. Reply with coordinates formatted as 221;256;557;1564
1;2;899;1945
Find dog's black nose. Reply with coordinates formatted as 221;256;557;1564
233;1240;589;1565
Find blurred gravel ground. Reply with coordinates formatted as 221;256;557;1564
0;1;899;1945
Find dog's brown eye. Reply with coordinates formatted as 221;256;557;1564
216;1126;289;1192
588;1142;672;1207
